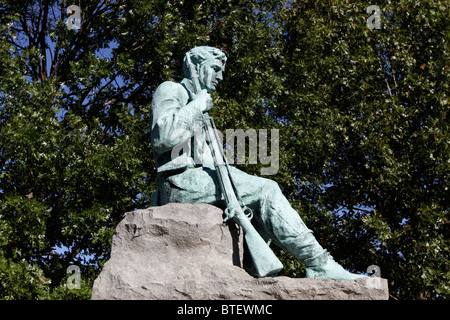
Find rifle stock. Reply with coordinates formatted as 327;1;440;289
185;52;283;277
203;114;283;277
223;194;284;277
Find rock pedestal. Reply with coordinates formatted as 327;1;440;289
91;203;389;300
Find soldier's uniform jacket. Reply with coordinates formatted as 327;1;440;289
151;78;217;205
151;78;217;172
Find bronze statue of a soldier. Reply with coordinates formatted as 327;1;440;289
151;46;365;280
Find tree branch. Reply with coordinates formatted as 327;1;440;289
38;1;49;82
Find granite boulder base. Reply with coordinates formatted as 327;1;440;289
91;203;389;300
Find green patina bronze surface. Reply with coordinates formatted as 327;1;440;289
151;46;365;280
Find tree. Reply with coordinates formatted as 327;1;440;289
275;0;449;299
0;0;156;298
0;0;282;298
0;0;448;299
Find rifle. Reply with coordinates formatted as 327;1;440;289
185;53;283;277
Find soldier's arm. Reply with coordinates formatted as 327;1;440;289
151;81;204;154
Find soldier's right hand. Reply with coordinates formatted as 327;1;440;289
194;89;213;113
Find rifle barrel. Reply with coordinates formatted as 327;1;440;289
185;52;283;277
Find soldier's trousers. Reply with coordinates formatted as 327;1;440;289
155;166;325;266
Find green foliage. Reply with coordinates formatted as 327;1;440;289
0;256;51;299
275;0;449;299
0;0;448;299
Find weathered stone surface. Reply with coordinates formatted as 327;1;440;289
91;203;389;300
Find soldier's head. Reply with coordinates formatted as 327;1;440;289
183;46;227;93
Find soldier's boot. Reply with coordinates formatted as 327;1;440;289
292;232;366;280
303;250;366;280
251;179;366;280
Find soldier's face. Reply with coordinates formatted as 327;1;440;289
200;60;224;93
